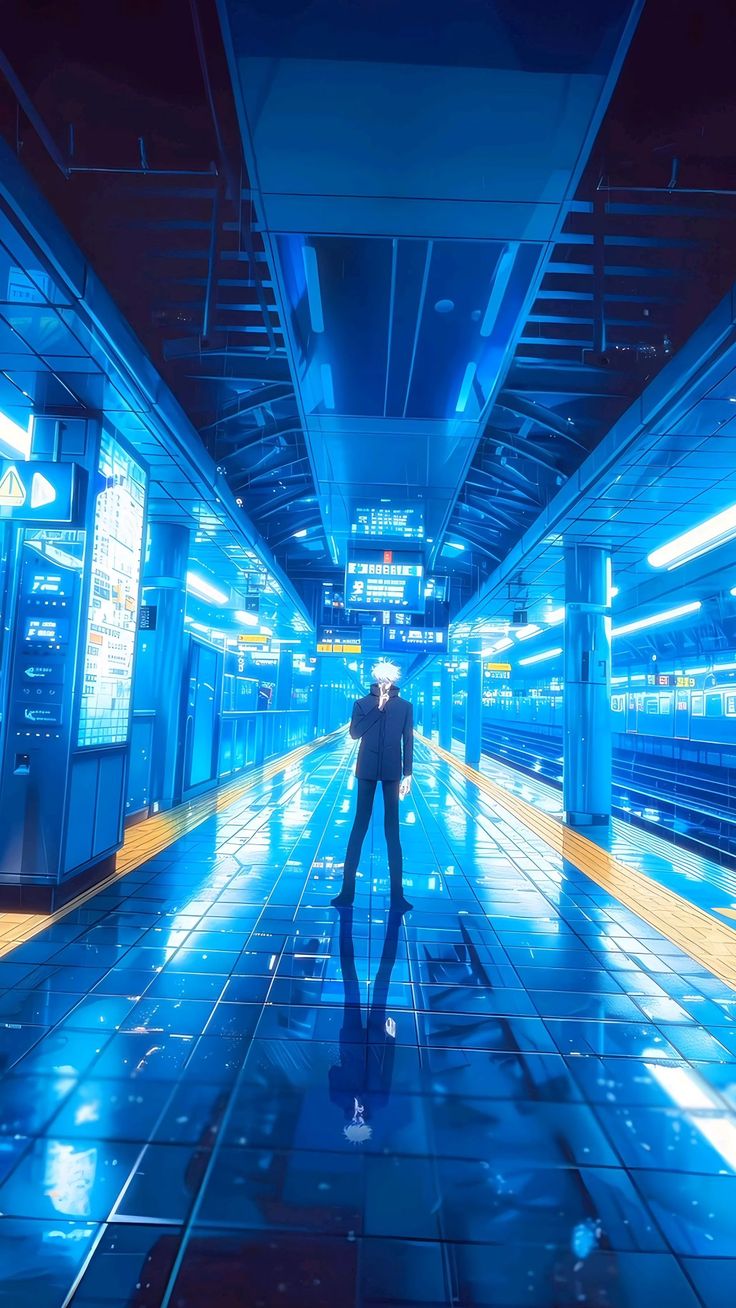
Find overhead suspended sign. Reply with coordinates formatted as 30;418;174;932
0;460;78;524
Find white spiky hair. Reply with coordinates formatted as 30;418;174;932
371;660;401;684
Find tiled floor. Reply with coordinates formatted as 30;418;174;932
441;733;736;926
0;737;735;1307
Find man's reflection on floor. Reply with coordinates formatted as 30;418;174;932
329;907;402;1144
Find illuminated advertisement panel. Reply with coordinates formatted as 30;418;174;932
78;432;146;747
345;549;424;613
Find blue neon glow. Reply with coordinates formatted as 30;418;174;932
455;362;476;413
321;363;335;409
480;243;518;338
0;410;31;458
302;244;324;333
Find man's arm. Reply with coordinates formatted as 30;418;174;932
402;702;414;776
349;699;382;740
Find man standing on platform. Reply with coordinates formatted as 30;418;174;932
332;660;414;911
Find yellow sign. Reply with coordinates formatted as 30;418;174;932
238;632;269;646
317;639;362;654
485;661;511;672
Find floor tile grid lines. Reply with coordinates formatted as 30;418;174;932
0;763;321;1006
409;757;736;1078
434;770;735;1032
374;776;684;1275
450;733;736;919
146;756;356;1308
48;756;351;1307
0;752;345;1097
386;769;736;1286
0;753;732;1302
0;730;344;964
422;738;736;993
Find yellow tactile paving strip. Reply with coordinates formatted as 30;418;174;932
0;729;342;961
423;736;736;992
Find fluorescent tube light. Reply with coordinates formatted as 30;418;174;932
516;624;541;641
490;637;513;653
321;363;335;409
292;528;308;539
613;600;701;638
302;244;324;333
480;243;518;338
648;505;736;569
455;361;476;414
519;646;563;666
186;570;228;606
0;411;31;458
445;541;465;551
234;610;259;627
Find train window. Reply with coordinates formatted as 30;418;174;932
705;691;723;718
726;694;736;717
692;692;704;716
659;693;673;714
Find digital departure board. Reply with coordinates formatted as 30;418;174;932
381;626;447;651
78;433;146;748
345;549;424;613
351;505;424;541
317;625;363;654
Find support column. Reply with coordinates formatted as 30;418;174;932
563;544;612;826
422;667;435;740
135;521;189;812
465;638;482;769
275;648;294;711
439;662;453;750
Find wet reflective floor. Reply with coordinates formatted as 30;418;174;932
0;739;734;1306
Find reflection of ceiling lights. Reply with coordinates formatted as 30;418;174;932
455;362;476;414
234;610;258;627
480;243;518;338
613;600;701;638
519;646;562;666
648;505;736;569
292;528;308;539
0;410;31;458
186;571;228;605
321;363;335;409
302;244;324;333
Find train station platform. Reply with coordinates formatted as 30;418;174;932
0;737;734;1308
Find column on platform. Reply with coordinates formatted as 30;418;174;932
135;520;189;812
275;648;294;711
439;661;454;750
422;666;435;739
465;638;483;769
563;543;612;826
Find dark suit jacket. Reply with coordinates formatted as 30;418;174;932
349;684;413;781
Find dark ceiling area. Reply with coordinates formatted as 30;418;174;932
2;0;736;626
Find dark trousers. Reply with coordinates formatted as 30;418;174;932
342;778;403;896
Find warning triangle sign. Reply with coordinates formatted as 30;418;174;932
31;471;56;509
0;465;26;507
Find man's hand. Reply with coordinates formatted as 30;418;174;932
399;775;412;800
378;684;390;710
